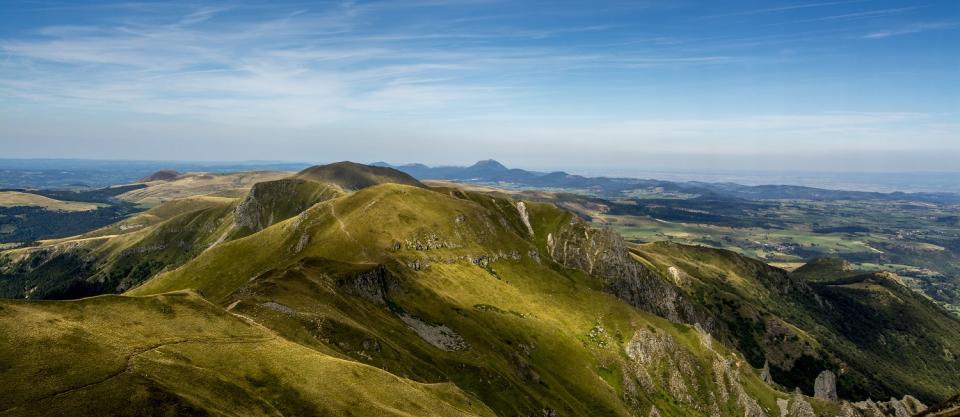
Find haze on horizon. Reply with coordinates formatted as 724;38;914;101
1;0;958;173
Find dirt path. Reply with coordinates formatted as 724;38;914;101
2;335;273;413
328;203;369;258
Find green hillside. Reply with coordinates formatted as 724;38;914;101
632;243;960;403
0;176;344;299
295;161;426;191
0;291;494;417
1;163;954;416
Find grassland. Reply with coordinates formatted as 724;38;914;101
0;291;494;417
123;183;814;416
118;171;291;207
3;167;957;416
0;191;103;212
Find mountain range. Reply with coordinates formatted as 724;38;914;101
372;160;960;204
1;162;958;417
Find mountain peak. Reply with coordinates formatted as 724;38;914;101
295;161;425;191
469;159;508;171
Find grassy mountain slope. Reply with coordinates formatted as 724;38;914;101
233;178;344;236
0;291;494;417
0;175;347;300
0;191;102;212
129;183;839;417
2;162;954;416
295;161;425;191
118;171;290;206
632;242;960;403
0;196;238;299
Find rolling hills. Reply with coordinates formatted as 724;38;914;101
1;162;956;416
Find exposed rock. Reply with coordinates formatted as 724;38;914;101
361;339;382;352
648;405;662;417
787;392;816;417
516;201;535;237
235;178;338;233
339;265;395;305
846;395;927;417
761;360;776;386
546;217;707;327
261;301;297;316
399;314;468;351
814;370;838;401
625;328;696;403
695;322;713;350
914;394;955;417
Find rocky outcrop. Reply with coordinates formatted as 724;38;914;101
761;360;777;387
841;396;927;417
546;217;707;328
235;178;340;233
781;391;816;417
516;201;534;237
623;327;766;417
339;265;395;305
814;370;838;401
913;394;957;417
399;314;468;351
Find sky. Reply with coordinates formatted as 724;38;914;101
1;0;958;173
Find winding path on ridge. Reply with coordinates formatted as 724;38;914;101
1;335;274;414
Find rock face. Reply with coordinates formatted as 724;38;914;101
622;325;768;417
399;314;468;351
761;360;776;386
339;265;395;305
843;396;927;417
235;178;340;233
546;218;706;327
814;370;838;401
515;201;534;237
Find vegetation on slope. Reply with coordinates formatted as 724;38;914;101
2;162;955;416
0;191;102;212
0;291;494;417
128;183;836;416
295;161;425;191
632;242;960;403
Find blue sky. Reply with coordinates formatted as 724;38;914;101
1;0;957;172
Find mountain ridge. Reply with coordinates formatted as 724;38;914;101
1;161;957;416
374;160;960;203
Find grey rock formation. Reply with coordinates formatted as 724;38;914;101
761;360;776;386
516;201;535;237
399;314;468;351
235;178;338;233
845;395;927;417
787;392;817;417
341;265;395;305
814;370;838;401
546;218;708;328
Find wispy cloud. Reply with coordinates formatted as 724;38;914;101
700;0;869;19
863;22;957;39
0;3;745;126
790;7;919;23
1;0;957;168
